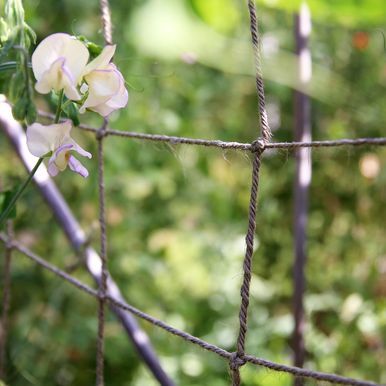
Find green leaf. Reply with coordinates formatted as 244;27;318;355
0;36;15;61
0;17;10;42
23;22;36;47
0;189;17;220
26;100;37;124
12;96;27;121
9;70;24;100
63;101;80;126
76;35;103;58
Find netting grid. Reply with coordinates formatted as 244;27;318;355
0;1;384;385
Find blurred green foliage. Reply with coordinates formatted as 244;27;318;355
0;0;386;385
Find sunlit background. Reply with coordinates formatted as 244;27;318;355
0;0;386;385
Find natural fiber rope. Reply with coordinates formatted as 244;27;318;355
100;0;113;45
1;0;381;384
95;0;112;382
0;221;13;380
38;110;386;151
96;119;108;386
0;233;380;386
247;0;271;142
231;2;271;384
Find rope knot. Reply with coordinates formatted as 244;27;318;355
229;352;246;371
96;118;109;140
96;128;107;140
98;288;107;301
251;138;266;153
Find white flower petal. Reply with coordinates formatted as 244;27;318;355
26;120;91;177
32;33;69;80
87;68;121;96
32;33;89;97
59;40;90;83
34;57;81;100
26;121;71;157
68;155;89;178
81;68;121;111
83;45;116;75
90;86;128;116
26;123;53;157
81;66;128;116
88;103;114;117
107;81;129;109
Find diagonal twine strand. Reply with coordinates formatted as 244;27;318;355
242;355;380;386
12;1;384;383
0;233;380;386
0;221;13;380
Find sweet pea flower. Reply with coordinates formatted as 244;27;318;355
26;121;92;177
32;33;89;100
79;45;128;116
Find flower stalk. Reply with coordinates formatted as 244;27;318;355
0;87;65;227
0;156;44;227
55;89;64;123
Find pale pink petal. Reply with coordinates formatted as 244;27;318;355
47;144;73;177
65;138;92;159
47;160;60;177
52;143;73;170
68;155;89;178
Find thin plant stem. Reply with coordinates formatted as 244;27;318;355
13;46;32;103
0;89;65;227
0;157;44;227
61;99;72;111
55;89;64;123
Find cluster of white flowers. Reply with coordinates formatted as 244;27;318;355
26;33;128;178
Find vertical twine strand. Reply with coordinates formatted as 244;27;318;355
96;121;108;386
231;2;271;384
232;151;263;386
0;221;14;380
247;0;272;142
96;0;112;381
100;0;113;45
